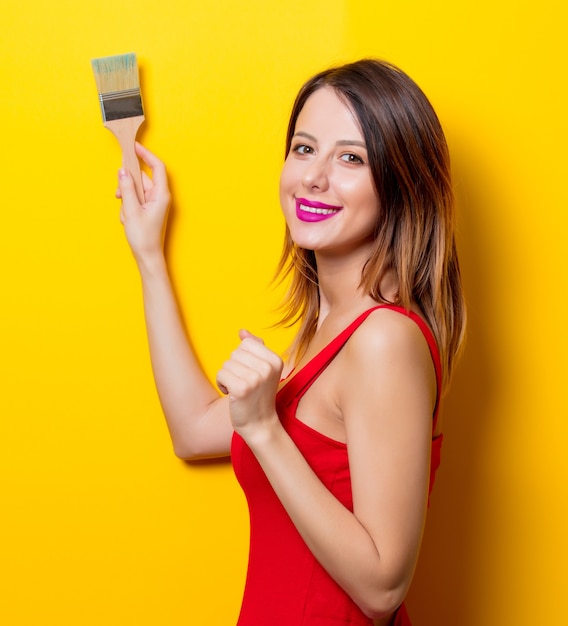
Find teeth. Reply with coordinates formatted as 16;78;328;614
300;204;339;215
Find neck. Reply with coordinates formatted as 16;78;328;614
314;246;397;324
316;253;366;313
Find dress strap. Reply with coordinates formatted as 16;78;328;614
277;305;443;428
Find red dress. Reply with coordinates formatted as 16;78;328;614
232;305;443;625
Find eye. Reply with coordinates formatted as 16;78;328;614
292;143;314;155
340;153;364;164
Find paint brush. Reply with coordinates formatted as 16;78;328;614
91;53;145;202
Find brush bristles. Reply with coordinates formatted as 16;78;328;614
91;53;144;122
91;53;140;95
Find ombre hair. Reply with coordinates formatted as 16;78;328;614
276;59;466;388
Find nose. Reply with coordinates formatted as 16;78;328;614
302;156;329;192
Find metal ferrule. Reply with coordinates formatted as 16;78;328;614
99;89;144;122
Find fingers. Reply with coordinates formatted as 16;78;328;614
117;168;139;213
141;170;153;192
135;142;168;190
116;171;150;199
116;144;170;215
217;359;258;398
115;143;172;262
239;328;265;344
230;344;274;375
217;348;270;396
216;333;282;397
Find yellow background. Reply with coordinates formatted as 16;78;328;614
1;0;566;624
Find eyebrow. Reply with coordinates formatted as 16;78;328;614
293;131;367;149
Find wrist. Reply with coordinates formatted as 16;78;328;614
135;249;168;279
236;412;283;452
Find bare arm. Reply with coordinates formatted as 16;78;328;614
217;311;436;618
118;144;233;459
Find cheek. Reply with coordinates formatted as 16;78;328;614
279;160;296;206
344;180;381;226
280;157;295;186
346;173;377;206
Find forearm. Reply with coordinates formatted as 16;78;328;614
116;145;231;458
241;421;409;618
137;253;227;458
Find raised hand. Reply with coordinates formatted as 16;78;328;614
116;142;171;265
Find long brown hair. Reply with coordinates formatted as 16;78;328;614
276;59;466;388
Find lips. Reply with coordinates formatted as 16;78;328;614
295;197;342;223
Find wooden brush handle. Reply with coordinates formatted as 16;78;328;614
104;116;145;203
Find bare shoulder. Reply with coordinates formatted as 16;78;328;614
340;307;437;413
346;307;433;367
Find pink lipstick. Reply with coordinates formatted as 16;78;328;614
295;197;342;223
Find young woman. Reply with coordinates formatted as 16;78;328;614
116;59;466;626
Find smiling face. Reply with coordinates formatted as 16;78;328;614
279;87;380;260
